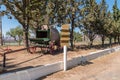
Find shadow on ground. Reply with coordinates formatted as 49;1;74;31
0;54;43;74
37;61;93;80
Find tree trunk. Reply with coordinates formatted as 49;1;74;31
109;37;112;47
18;41;20;46
101;35;105;47
118;36;120;44
114;36;117;44
70;27;74;50
0;17;3;46
23;30;29;50
87;32;95;48
89;39;93;48
18;36;21;46
70;16;75;50
22;0;29;52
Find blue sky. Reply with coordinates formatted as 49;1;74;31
1;0;120;36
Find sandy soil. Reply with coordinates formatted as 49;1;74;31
40;51;120;80
0;45;98;72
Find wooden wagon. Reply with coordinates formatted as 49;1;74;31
29;28;60;53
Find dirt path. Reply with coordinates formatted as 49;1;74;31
40;51;120;80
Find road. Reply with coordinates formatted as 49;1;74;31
39;51;120;80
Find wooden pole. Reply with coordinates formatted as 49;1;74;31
3;53;6;68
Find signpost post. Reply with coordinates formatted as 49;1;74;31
63;45;67;71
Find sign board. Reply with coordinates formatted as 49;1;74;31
61;24;70;47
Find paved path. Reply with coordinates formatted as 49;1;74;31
39;51;120;80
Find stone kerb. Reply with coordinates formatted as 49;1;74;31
0;73;17;80
113;46;120;51
16;70;31;80
67;47;120;69
67;57;79;69
0;61;63;80
27;61;63;80
83;48;116;62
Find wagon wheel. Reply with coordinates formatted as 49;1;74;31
29;42;37;53
40;41;49;54
41;47;48;53
49;41;55;54
29;46;37;53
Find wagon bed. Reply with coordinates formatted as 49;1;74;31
29;38;50;44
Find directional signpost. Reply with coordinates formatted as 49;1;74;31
61;24;70;71
61;24;70;47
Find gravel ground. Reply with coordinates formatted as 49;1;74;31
39;51;120;80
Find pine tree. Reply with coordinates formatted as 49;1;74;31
113;0;120;44
81;0;98;47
